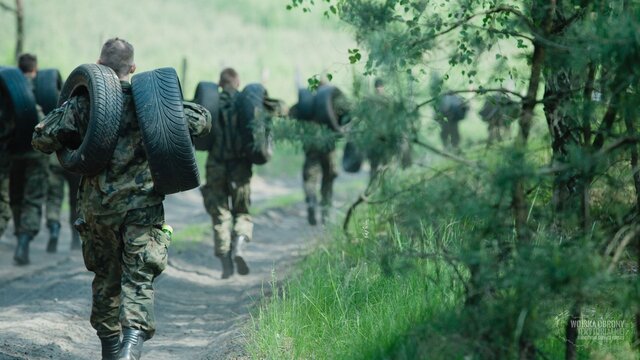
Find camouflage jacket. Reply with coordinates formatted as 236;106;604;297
32;81;211;216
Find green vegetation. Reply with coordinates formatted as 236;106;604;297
250;1;640;359
0;0;355;103
248;213;462;359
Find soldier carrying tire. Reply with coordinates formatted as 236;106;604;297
32;38;211;360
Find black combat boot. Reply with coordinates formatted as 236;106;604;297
321;207;330;225
232;235;250;275
100;334;120;360
307;206;317;226
218;251;234;279
306;195;317;226
14;233;31;265
70;229;81;250
118;328;146;360
46;221;61;253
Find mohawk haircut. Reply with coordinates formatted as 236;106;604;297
18;53;38;74
99;38;134;78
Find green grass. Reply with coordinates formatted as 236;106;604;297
0;0;356;104
247;214;462;359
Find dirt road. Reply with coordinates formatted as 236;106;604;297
0;175;334;360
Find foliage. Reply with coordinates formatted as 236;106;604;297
258;0;640;358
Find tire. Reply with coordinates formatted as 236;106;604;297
56;64;123;176
35;69;63;115
313;85;351;131
296;88;314;120
191;81;219;151
236;83;273;165
342;141;364;173
131;67;200;195
0;67;38;152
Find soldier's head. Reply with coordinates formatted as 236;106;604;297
219;68;239;91
98;38;136;80
18;53;38;79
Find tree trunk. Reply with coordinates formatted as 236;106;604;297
513;39;546;245
565;304;581;360
14;0;23;61
543;69;580;215
623;95;640;347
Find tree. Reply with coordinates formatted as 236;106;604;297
287;0;640;358
1;0;24;62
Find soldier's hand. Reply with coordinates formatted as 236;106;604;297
56;129;82;149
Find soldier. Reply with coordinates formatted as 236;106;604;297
367;78;393;181
365;79;412;182
479;93;519;145
11;53;49;265
301;114;338;226
32;38;211;360
434;93;469;150
0;148;9;239
45;156;81;252
200;68;253;279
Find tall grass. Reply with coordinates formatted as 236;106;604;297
0;0;355;103
248;211;463;359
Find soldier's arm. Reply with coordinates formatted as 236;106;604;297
183;101;211;138
31;97;87;154
264;97;288;117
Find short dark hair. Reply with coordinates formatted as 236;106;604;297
374;78;384;88
219;68;239;89
18;53;37;73
99;38;134;78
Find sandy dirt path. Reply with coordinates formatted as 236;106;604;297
0;174;340;360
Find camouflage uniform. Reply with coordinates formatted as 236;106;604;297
32;81;211;339
361;93;412;182
479;94;519;145
434;94;468;150
0;150;10;236
201;88;254;256
302;124;338;224
45;156;81;247
10;77;48;238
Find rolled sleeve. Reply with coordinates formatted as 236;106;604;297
183;101;211;137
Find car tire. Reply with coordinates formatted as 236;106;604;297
131;67;200;195
56;64;124;176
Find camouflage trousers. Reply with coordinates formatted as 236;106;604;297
201;159;252;256
46;159;80;227
303;150;337;209
0;152;10;237
9;154;48;236
368;139;412;182
76;204;169;339
439;120;461;150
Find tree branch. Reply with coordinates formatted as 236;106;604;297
0;1;15;12
411;5;534;48
412;139;485;169
415;88;524;110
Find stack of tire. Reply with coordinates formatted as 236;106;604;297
291;86;350;132
191;82;219;152
56;64;200;195
289;86;361;173
191;81;273;165
0;67;39;152
1;67;64;206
